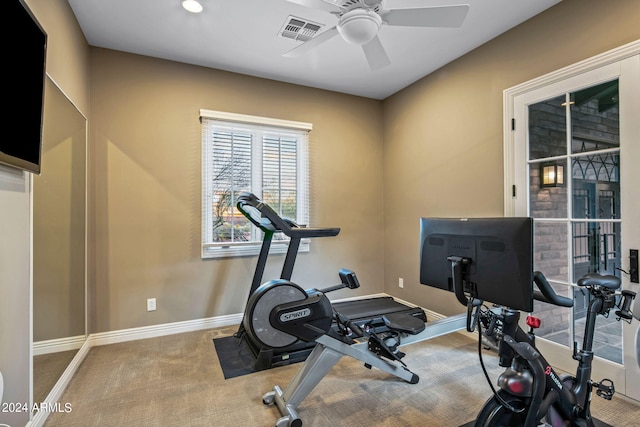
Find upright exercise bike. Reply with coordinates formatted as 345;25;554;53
234;192;341;370
233;192;427;371
470;271;636;427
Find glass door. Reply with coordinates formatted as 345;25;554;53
509;51;640;400
526;80;622;359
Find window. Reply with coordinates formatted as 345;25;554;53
200;109;311;258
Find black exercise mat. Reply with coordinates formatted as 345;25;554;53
214;334;314;379
212;335;258;379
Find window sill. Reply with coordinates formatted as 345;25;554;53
201;240;310;259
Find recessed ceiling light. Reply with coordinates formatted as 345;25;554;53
182;0;203;14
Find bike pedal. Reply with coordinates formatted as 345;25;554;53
595;378;615;400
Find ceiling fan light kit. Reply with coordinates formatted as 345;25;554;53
181;0;203;14
284;0;470;70
337;9;382;45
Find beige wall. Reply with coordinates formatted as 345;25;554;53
89;49;385;332
382;0;640;316
89;0;640;332
27;0;90;114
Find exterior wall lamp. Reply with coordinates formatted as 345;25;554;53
540;162;565;187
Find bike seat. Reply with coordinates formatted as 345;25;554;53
382;313;426;335
577;273;621;290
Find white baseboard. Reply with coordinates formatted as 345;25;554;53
33;335;86;356
34;294;395;358
87;294;396;347
33;314;245;356
330;292;388;303
89;312;243;347
389;295;446;320
36;293;437;355
390;295;476;339
29;339;91;427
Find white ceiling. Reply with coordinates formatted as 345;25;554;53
67;0;561;100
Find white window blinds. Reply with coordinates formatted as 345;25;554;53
200;109;311;258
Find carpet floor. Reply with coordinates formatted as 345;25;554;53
43;326;640;427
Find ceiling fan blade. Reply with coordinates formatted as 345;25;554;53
362;35;391;70
381;4;470;28
283;0;342;13
283;26;339;58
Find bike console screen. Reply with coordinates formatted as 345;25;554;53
419;217;534;312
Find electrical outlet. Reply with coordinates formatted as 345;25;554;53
147;298;157;312
399;278;404;288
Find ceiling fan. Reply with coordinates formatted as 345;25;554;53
282;0;470;70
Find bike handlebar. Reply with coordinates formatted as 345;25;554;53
236;192;340;238
533;271;574;308
616;290;635;321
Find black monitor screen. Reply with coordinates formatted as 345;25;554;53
419;217;533;312
0;1;47;174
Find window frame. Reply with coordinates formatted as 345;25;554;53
200;109;311;259
503;40;639;216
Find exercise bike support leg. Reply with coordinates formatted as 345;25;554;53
263;333;420;427
264;342;344;427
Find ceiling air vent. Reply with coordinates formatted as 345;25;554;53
280;16;323;42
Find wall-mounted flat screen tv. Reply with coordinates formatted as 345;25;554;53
419;217;534;312
0;0;47;174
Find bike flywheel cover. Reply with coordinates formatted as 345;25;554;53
244;280;307;349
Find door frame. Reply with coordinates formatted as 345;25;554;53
503;40;640;400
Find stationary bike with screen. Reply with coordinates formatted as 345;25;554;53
419;217;637;427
